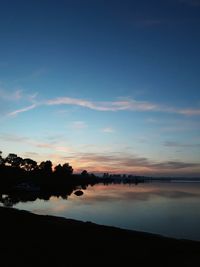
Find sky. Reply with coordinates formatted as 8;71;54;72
0;0;200;177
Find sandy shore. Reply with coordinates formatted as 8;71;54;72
0;207;200;266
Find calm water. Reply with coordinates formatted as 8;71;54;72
14;182;200;241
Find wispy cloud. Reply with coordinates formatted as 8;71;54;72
0;87;39;118
45;96;200;115
23;152;39;158
0;133;72;153
45;97;160;112
4;90;40;117
0;88;22;101
27;140;71;153
102;127;115;133
146;118;159;123
164;141;200;148
70;121;87;130
152;161;198;169
6;95;200;117
7;104;37;117
62;152;200;176
0;133;29;142
156;118;200;133
178;109;200;116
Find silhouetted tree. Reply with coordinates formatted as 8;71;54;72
22;158;37;172
62;163;73;176
81;170;88;177
54;164;62;174
39;160;52;175
0;151;4;166
5;153;23;168
54;163;73;176
103;173;109;178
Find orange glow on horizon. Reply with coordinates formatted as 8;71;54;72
21;153;200;177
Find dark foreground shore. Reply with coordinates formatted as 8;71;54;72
0;207;200;266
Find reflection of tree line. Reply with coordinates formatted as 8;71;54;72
0;185;82;207
0;152;144;206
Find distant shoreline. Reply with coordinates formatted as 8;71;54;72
0;207;200;266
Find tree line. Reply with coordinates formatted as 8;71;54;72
0;151;97;191
0;151;73;175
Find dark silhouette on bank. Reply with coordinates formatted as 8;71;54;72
0;207;200;267
0;151;97;192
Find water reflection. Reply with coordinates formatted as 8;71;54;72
0;184;82;207
2;181;199;207
76;182;200;202
1;182;200;241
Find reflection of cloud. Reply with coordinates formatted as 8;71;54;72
83;194;120;203
32;203;68;214
123;190;200;200
82;184;200;204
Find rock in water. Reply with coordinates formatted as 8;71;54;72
74;190;83;196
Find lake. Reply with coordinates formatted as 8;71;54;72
14;181;200;241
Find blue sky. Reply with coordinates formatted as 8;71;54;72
0;0;200;176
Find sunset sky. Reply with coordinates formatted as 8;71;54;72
0;0;200;176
